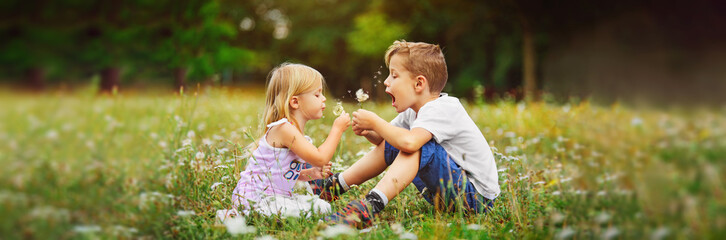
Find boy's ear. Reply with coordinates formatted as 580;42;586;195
414;75;428;93
289;96;300;109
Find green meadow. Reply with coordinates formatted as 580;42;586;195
1;87;724;239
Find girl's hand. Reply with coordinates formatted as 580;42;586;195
321;161;332;178
352;109;381;130
333;111;351;131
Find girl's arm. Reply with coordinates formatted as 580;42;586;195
276;113;350;167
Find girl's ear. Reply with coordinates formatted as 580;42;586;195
289;96;300;109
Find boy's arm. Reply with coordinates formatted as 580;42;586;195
353;109;432;153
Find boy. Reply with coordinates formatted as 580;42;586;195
316;40;500;228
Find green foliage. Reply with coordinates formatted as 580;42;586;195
346;11;408;57
1;89;725;238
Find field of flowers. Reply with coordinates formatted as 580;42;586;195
1;87;724;239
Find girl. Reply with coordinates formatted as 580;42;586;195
230;63;350;217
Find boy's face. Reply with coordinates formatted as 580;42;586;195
384;53;418;113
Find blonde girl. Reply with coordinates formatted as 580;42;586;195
229;63;350;217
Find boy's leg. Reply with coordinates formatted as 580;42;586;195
414;140;494;213
325;142;421;229
340;140;389;186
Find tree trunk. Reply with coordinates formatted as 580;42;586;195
522;20;537;102
100;67;120;94
174;67;187;91
25;67;45;91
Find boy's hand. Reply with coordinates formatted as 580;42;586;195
333;111;351;131
352;109;383;131
352;125;370;136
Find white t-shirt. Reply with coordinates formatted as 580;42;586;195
390;93;500;199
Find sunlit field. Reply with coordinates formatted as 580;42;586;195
1;87;724;239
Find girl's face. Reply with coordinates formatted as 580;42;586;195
296;81;326;120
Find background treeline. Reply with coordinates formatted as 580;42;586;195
1;0;724;104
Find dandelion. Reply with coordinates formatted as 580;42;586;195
595;212;611;224
255;235;277;240
224;217;256;235
182;138;192;147
333;101;345;116
195;152;205;160
177;210;196;217
203;138;212;146
73;225;102;233
651;226;670;240
400;232;418;240
601;227;620;240
631;117;643;126
211;182;223;190
45;130;59;140
356;89;369;102
187;130;196;138
466;224;483;230
321;224;357;238
551;212;566;224
556;227;575;239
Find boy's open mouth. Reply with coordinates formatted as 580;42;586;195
387;92;396;106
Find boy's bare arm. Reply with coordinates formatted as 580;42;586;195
353;109;432;153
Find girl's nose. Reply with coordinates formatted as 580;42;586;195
322;95;326;102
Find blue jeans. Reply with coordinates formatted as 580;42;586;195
384;140;494;213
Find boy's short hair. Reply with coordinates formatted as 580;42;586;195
385;40;448;93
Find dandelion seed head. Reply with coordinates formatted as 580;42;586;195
321;224;357;238
556;227;575;240
356;89;369;102
224;217;256;235
333;101;345;116
195;152;205;160
177;210;196;217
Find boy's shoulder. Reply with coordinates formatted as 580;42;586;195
420;93;464;112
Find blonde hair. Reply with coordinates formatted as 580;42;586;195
261;63;325;135
384;40;448;93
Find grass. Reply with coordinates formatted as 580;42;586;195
1;87;724;239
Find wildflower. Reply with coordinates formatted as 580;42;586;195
73;225;102;233
333;101;345;116
356;89;369;102
601;227;620;240
203;138;212;146
177;210;196;217
187;130;196;138
400;232;418;240
651;226;670;240
224;216;256;235
255;235;277;240
321;224;357;238
45;130;59;141
182;139;192;147
195;152;205;160
466;224;483;230
556;227;575;239
551;212;565;224
631;117;643;126
211;182;223;190
595;212;611;224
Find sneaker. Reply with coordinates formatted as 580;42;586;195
324;200;376;229
309;173;345;202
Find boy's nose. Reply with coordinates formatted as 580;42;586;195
383;76;391;87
